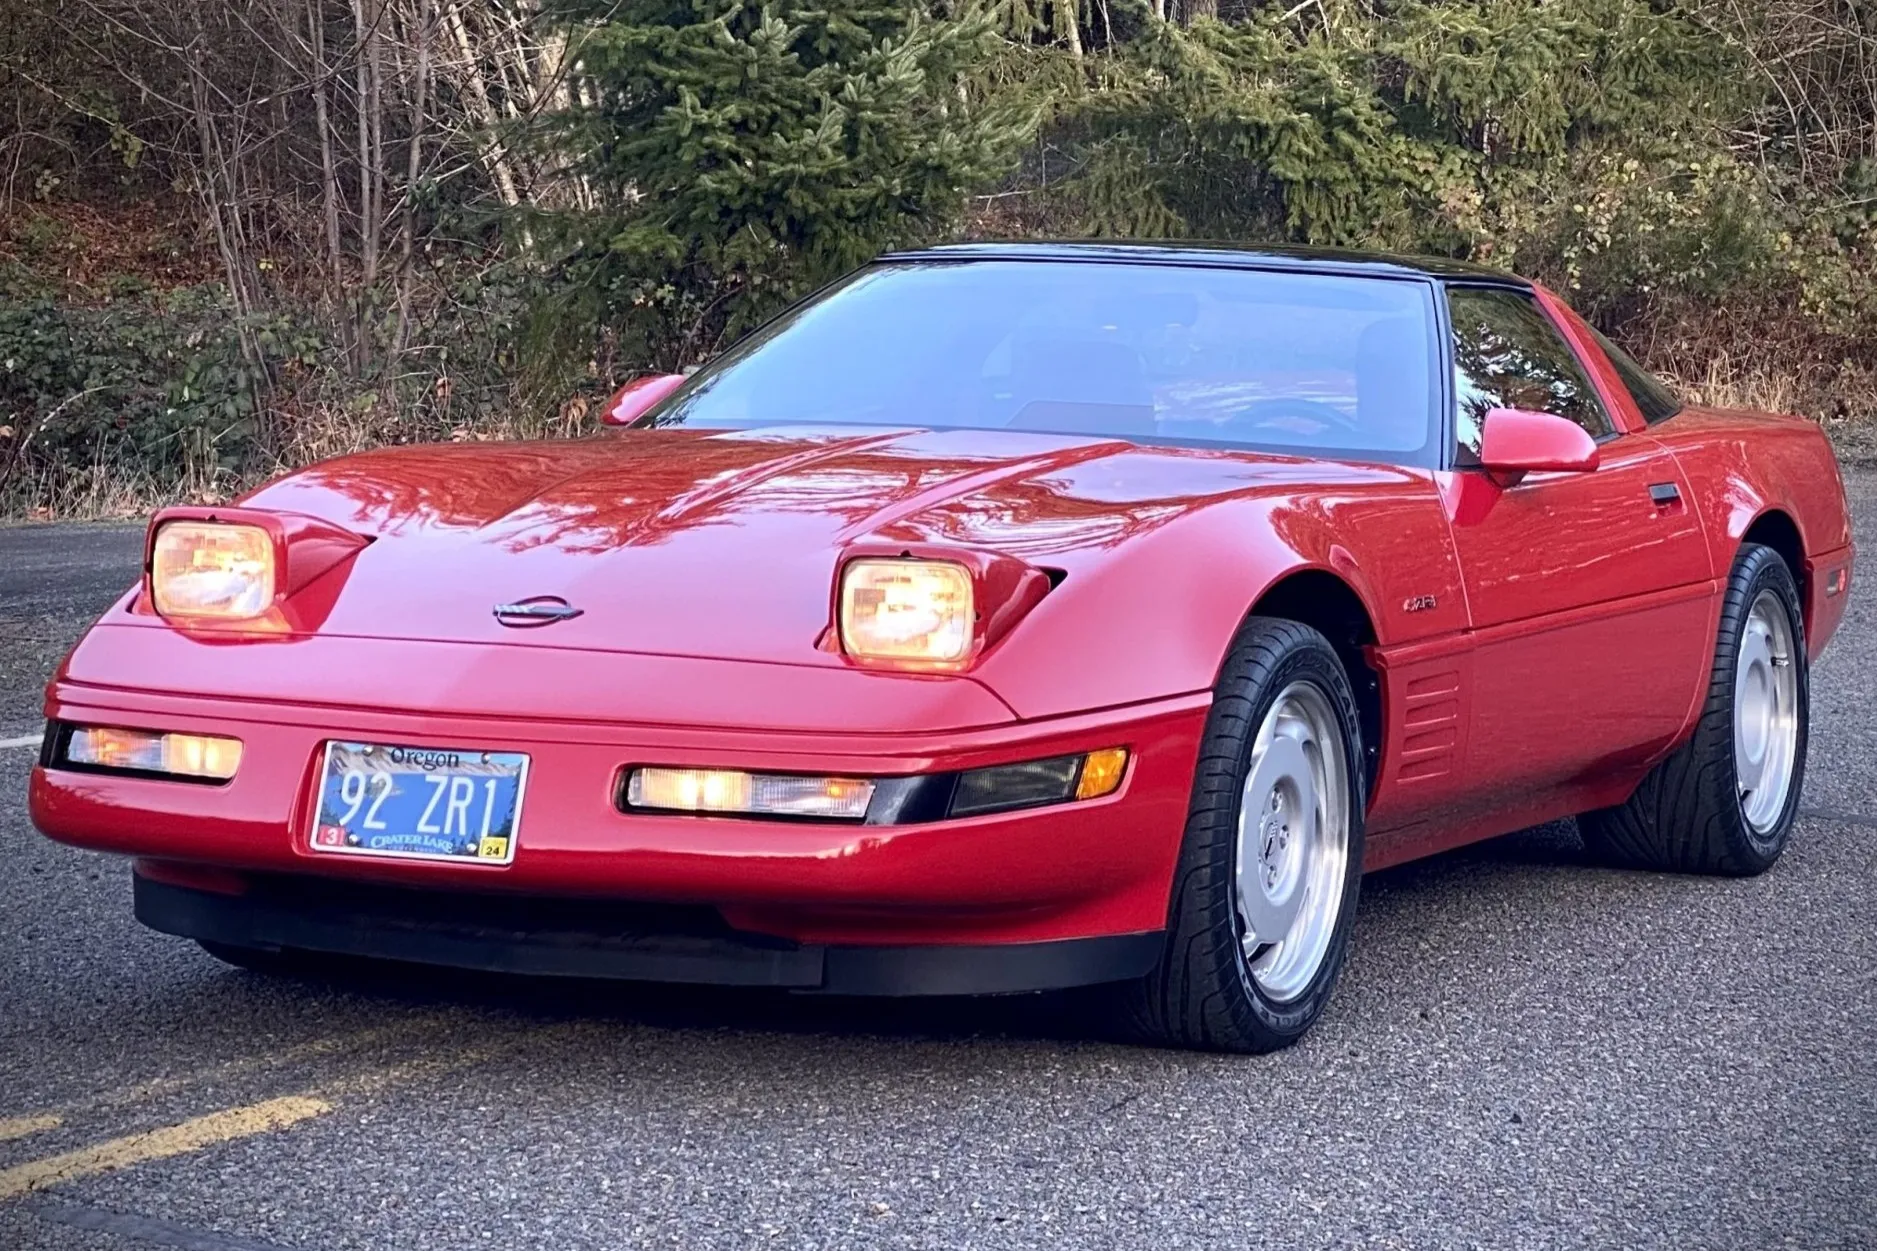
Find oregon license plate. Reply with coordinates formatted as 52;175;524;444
310;741;529;864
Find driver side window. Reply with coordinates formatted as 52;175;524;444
1448;287;1613;457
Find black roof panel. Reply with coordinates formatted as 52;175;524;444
883;240;1532;286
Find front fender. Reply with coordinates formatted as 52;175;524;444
969;471;1466;719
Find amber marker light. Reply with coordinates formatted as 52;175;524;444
627;767;875;820
151;522;276;620
839;559;974;664
66;727;243;780
1076;748;1130;800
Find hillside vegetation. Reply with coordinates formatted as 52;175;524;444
2;0;1873;514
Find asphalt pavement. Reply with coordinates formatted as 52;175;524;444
1;477;1873;1251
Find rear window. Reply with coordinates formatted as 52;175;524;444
1588;325;1684;424
650;260;1444;467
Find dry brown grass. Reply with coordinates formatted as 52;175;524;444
5;454;219;522
5;387;603;522
266;392;591;476
1668;356;1877;464
1637;300;1877;465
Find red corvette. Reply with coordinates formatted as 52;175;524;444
30;243;1855;1052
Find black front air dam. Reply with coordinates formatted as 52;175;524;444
132;872;1164;997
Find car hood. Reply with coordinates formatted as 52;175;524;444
235;426;1387;665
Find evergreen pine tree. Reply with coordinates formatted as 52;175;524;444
542;1;1030;368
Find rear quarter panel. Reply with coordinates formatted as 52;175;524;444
1539;283;1853;659
1647;406;1854;658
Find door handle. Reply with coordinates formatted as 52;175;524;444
1648;482;1681;505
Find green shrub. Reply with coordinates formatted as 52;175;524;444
0;269;323;506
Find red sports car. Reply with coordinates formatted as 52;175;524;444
30;243;1855;1053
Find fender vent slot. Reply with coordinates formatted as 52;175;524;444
1396;670;1462;783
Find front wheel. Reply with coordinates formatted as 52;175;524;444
1580;542;1808;875
1120;617;1366;1053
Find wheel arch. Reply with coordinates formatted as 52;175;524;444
1740;508;1806;598
1245;567;1383;790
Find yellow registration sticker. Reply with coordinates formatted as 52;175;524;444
477;836;510;860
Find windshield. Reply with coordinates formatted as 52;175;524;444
650;260;1442;466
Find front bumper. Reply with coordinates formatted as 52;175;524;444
33;678;1208;950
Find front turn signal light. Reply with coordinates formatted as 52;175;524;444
626;768;875;821
151;522;276;620
65;726;243;780
839;559;974;664
1076;748;1129;800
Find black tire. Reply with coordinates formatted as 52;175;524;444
1579;543;1808;876
1118;617;1367;1053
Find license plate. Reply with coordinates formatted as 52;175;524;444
310;741;529;864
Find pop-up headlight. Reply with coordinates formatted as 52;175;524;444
839;559;974;664
151;522;275;620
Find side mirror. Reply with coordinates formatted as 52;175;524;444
1478;407;1600;486
601;373;686;427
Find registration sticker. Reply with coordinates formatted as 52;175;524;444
310;741;529;865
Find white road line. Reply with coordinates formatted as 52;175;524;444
0;734;42;750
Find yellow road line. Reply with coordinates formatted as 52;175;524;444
0;1116;62;1144
0;1020;596;1205
0;1020;593;1205
1;1010;463;1133
0;1096;331;1202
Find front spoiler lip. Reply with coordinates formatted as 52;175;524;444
135;872;1167;996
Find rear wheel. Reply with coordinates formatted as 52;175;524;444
1120;618;1366;1053
1580;543;1807;875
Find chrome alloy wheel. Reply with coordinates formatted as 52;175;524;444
1735;588;1800;834
1233;680;1352;1003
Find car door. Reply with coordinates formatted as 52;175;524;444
1438;285;1716;812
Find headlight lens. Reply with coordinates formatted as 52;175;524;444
626;767;875;820
839;559;974;664
152;522;276;620
65;726;243;780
